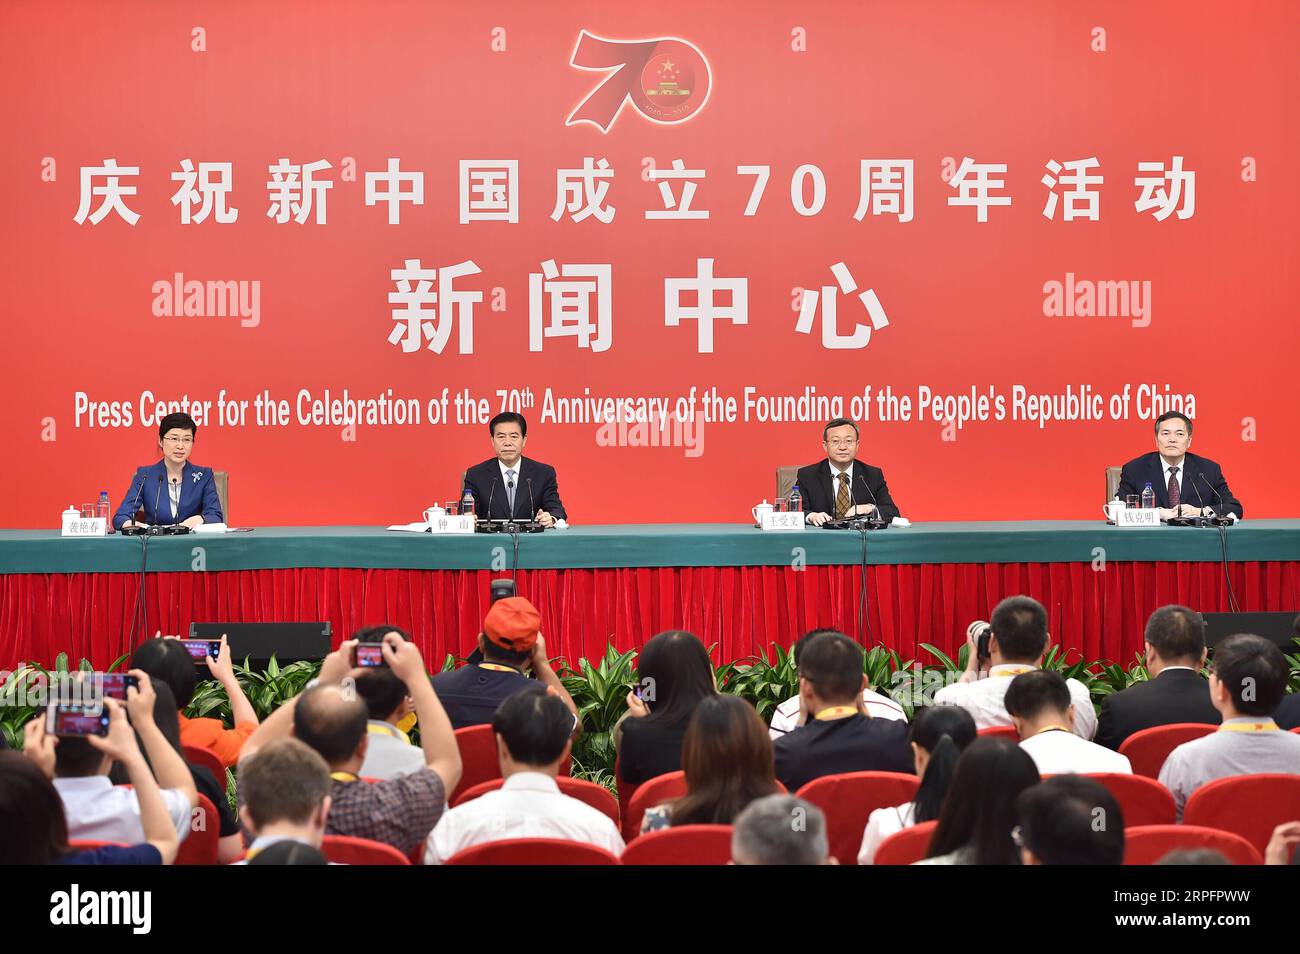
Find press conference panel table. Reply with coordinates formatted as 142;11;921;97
2;522;1297;669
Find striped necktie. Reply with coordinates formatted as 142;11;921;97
835;472;851;517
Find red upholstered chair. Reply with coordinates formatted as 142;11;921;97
1183;774;1300;855
978;724;1020;741
1118;723;1216;779
452;776;621;830
450;725;571;803
622;771;688;841
795;771;921;865
1123;825;1262;865
320;834;412;865
873;820;939;866
175;793;221;865
444;838;621;865
1291;727;1300;735
68;839;129;851
622;824;733;865
1078;773;1177;827
183;745;227;783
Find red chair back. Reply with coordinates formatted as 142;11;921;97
320;834;412;865
444;838;621;865
452;776;621;830
68;839;129;851
176;793;221;865
1123;824;1262;865
183;745;227;783
622;771;688;841
1183;773;1300;855
873;820;939;865
1118;723;1217;778
451;724;571;803
978;724;1020;741
622;824;733;865
795;771;920;865
1079;773;1176;827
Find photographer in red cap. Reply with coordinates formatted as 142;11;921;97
430;597;581;733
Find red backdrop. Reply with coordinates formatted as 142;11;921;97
2;0;1296;528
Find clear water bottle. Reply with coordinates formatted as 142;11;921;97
788;484;802;512
461;488;476;517
1141;482;1156;509
96;491;110;520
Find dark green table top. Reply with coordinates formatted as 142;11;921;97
1;521;1297;573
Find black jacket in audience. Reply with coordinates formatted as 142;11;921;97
773;714;913;792
1276;693;1300;732
618;717;691;785
1094;668;1220;751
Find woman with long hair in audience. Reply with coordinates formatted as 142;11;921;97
616;630;717;785
639;694;781;832
916;737;1040;865
858;704;977;864
0;708;178;865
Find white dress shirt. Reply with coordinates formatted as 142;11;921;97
54;776;192;843
933;665;1098;739
1018;727;1133;775
423;771;624;864
858;800;916;865
167;479;181;521
768;688;907;740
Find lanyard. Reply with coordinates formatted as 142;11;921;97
367;722;408;742
992;666;1035;677
1033;725;1073;736
814;705;859;721
330;771;359;783
1216;722;1279;733
478;663;520;674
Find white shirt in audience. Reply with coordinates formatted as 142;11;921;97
769;688;907;739
424;771;624;864
858;801;917;865
54;776;192;843
933;665;1098;739
1018;727;1132;775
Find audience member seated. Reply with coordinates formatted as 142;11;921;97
918;738;1039;865
1;713;178;865
768;629;907;740
240;631;461;857
237;738;331;861
935;596;1097;738
52;673;197;844
1273;615;1300;731
617;630;717;785
429;597;580;731
107;680;243;863
858;705;977;864
1095;604;1220;750
641;695;781;833
1159;634;1300;819
774;631;912;792
1014;775;1125;865
425;685;623;863
132;634;260;769
352;626;425;779
1006;670;1132;774
731;795;834;865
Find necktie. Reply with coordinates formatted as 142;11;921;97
835;472;850;518
1167;467;1180;509
505;469;516;514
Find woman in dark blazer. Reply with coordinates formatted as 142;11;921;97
112;412;223;530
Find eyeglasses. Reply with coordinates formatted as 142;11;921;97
162;436;194;446
825;439;858;448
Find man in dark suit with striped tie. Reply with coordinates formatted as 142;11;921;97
462;412;566;526
794;418;901;527
1115;411;1243;519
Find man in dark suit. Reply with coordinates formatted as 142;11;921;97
462;412;566;525
1275;614;1300;731
1095;604;1220;750
794;418;901;526
1115;411;1243;519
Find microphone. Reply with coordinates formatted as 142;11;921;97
150;473;164;533
1197;473;1233;522
505;472;517;518
525;477;536;524
856;473;884;523
120;471;148;535
486;477;499;521
170;476;180;527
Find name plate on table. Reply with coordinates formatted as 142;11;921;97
1115;508;1160;528
427;515;475;535
61;515;107;537
759;511;806;531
